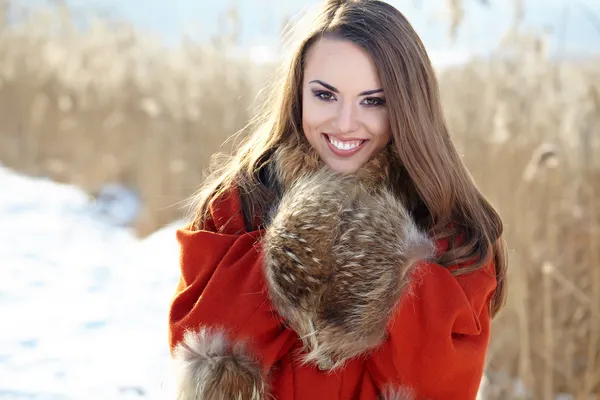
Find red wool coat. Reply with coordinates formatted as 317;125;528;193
168;187;497;400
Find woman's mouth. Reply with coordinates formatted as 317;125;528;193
324;134;366;157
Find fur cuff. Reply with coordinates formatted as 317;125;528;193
173;327;267;400
264;170;435;371
380;386;416;400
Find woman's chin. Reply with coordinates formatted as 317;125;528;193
322;157;366;174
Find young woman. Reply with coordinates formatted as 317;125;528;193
168;0;507;399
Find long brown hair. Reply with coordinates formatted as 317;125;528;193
189;0;508;317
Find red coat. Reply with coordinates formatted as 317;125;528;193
168;186;497;399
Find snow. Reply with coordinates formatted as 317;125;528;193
0;165;185;399
88;183;142;228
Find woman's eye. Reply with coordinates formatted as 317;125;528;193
362;97;385;107
313;91;335;101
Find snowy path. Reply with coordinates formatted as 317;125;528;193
0;166;182;399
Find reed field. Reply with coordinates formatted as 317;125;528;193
0;1;598;398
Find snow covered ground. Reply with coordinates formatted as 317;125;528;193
0;165;184;399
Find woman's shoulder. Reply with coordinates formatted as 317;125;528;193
409;232;498;313
406;222;496;298
183;184;248;235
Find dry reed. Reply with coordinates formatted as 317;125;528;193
0;1;598;398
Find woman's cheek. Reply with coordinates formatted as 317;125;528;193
305;100;331;132
366;110;390;138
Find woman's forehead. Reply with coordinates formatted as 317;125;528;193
304;37;382;93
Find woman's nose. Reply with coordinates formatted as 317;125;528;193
333;102;359;134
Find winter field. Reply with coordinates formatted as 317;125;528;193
0;0;599;398
0;165;182;399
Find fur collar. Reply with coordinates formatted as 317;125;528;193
270;136;405;194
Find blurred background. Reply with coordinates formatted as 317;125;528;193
0;0;598;398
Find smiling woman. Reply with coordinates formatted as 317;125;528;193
168;0;507;399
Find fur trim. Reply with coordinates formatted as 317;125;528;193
380;385;416;400
263;167;435;371
271;137;324;192
173;327;267;400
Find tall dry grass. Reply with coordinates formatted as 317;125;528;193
439;34;600;398
0;1;598;398
0;1;270;234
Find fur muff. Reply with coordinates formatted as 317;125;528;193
263;162;436;371
173;327;267;400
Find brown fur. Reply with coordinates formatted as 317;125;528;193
263;147;436;371
173;327;267;400
270;136;324;192
272;138;408;198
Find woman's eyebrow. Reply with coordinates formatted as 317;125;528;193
359;88;384;96
309;79;383;96
309;80;339;93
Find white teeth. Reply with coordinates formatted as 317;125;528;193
327;135;363;151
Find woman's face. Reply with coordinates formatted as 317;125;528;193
302;37;391;173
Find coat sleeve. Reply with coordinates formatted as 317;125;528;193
168;189;297;399
366;259;497;400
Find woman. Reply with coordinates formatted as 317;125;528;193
168;0;507;399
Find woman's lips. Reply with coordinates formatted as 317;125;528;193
324;133;367;157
